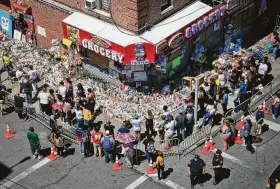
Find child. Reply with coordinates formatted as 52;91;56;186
156;151;165;180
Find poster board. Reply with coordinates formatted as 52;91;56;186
13;30;22;40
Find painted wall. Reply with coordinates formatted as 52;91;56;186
0;9;13;37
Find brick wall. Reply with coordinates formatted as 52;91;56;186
28;0;69;48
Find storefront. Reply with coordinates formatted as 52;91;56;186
224;0;255;44
140;1;227;85
11;2;35;44
0;9;13;38
62;12;156;88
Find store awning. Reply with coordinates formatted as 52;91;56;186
140;1;212;44
62;12;148;47
62;38;72;48
12;3;31;13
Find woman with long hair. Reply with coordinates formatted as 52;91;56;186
145;109;154;136
220;120;232;151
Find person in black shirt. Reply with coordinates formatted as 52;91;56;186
104;120;115;137
23;75;33;104
212;149;223;185
188;155;206;189
14;92;25;119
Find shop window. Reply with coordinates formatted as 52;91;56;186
161;0;173;14
1;0;10;7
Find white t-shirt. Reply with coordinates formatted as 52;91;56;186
75;109;83;119
28;70;37;80
131;119;142;132
16;70;23;79
165;120;175;133
258;63;268;75
59;86;67;98
218;74;226;88
38;92;50;105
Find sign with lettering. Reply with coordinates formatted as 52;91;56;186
82;39;124;64
156;40;169;54
168;33;185;48
134;43;146;61
185;4;226;39
91;36;111;49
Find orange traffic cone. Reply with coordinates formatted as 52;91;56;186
263;101;269;115
48;145;58;161
201;139;211;155
146;160;156;174
234;130;243;144
236;116;245;130
208;136;216;151
4;123;15;139
112;156;122;171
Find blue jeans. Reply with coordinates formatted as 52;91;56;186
273;106;279;118
104;150;114;163
146;151;153;163
25;93;32;104
76;118;84;128
78;141;84;154
180;127;185;140
202;112;214;126
273;47;278;59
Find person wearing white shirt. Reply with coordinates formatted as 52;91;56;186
258;62;268;76
38;87;50;114
164;115;175;150
27;65;37;81
57;81;67;99
131;114;142;141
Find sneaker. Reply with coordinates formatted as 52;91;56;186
38;155;43;160
272;115;276;119
33;155;37;159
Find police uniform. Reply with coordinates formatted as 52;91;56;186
188;156;206;188
212;150;223;185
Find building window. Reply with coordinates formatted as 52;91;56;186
98;0;110;12
161;0;173;13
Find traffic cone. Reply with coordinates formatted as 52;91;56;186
48;145;58;161
4;123;15;139
208;136;216;150
201;139;211;155
234;130;243;144
263;101;269;115
112;156;122;171
146;160;156;174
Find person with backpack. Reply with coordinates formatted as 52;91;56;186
188;155;206;189
101;130;115;163
145;136;157;163
83;129;92;157
255;105;264;135
75;127;84;155
92;127;103;157
242;119;255;154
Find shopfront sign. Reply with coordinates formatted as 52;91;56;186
156;40;169;54
185;4;226;38
168;33;185;48
131;43;150;65
82;39;124;64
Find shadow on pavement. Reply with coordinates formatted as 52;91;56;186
0;162;12;182
201;173;212;184
216;168;231;184
9;156;31;169
164;168;173;179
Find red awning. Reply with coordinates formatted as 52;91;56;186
12;3;31;13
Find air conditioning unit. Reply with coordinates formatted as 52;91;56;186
85;0;97;9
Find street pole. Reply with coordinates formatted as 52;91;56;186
193;78;199;133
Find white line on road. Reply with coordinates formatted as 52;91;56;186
264;119;280;132
0;158;51;189
160;179;186;189
212;149;252;170
125;175;148;189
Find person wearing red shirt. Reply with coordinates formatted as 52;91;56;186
92;127;103;157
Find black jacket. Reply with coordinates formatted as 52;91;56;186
212;155;223;168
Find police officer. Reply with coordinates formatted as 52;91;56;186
188;155;206;189
212;149;223;185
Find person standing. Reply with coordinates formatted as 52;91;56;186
212;149;223;185
271;94;280;119
221;89;228;116
242;120;255;154
131;114;142;141
92;127;103;157
101;130;115;163
104;120;115;137
57;81;67;99
188;155;206;189
220;121;232;151
272;32;279;60
145;109;154;136
53;133;64;157
83;129;92;157
37;86;50;115
175;110;186;141
255;105;264;135
27;127;42;160
23;75;33;105
14;92;25;119
75;126;84;155
146;136;156;163
156;151;165;180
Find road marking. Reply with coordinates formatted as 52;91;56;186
264;119;280;132
160;179;186;189
0;158;51;189
125;175;148;189
212;149;252;170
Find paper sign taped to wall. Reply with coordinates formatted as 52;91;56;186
13;30;22;40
